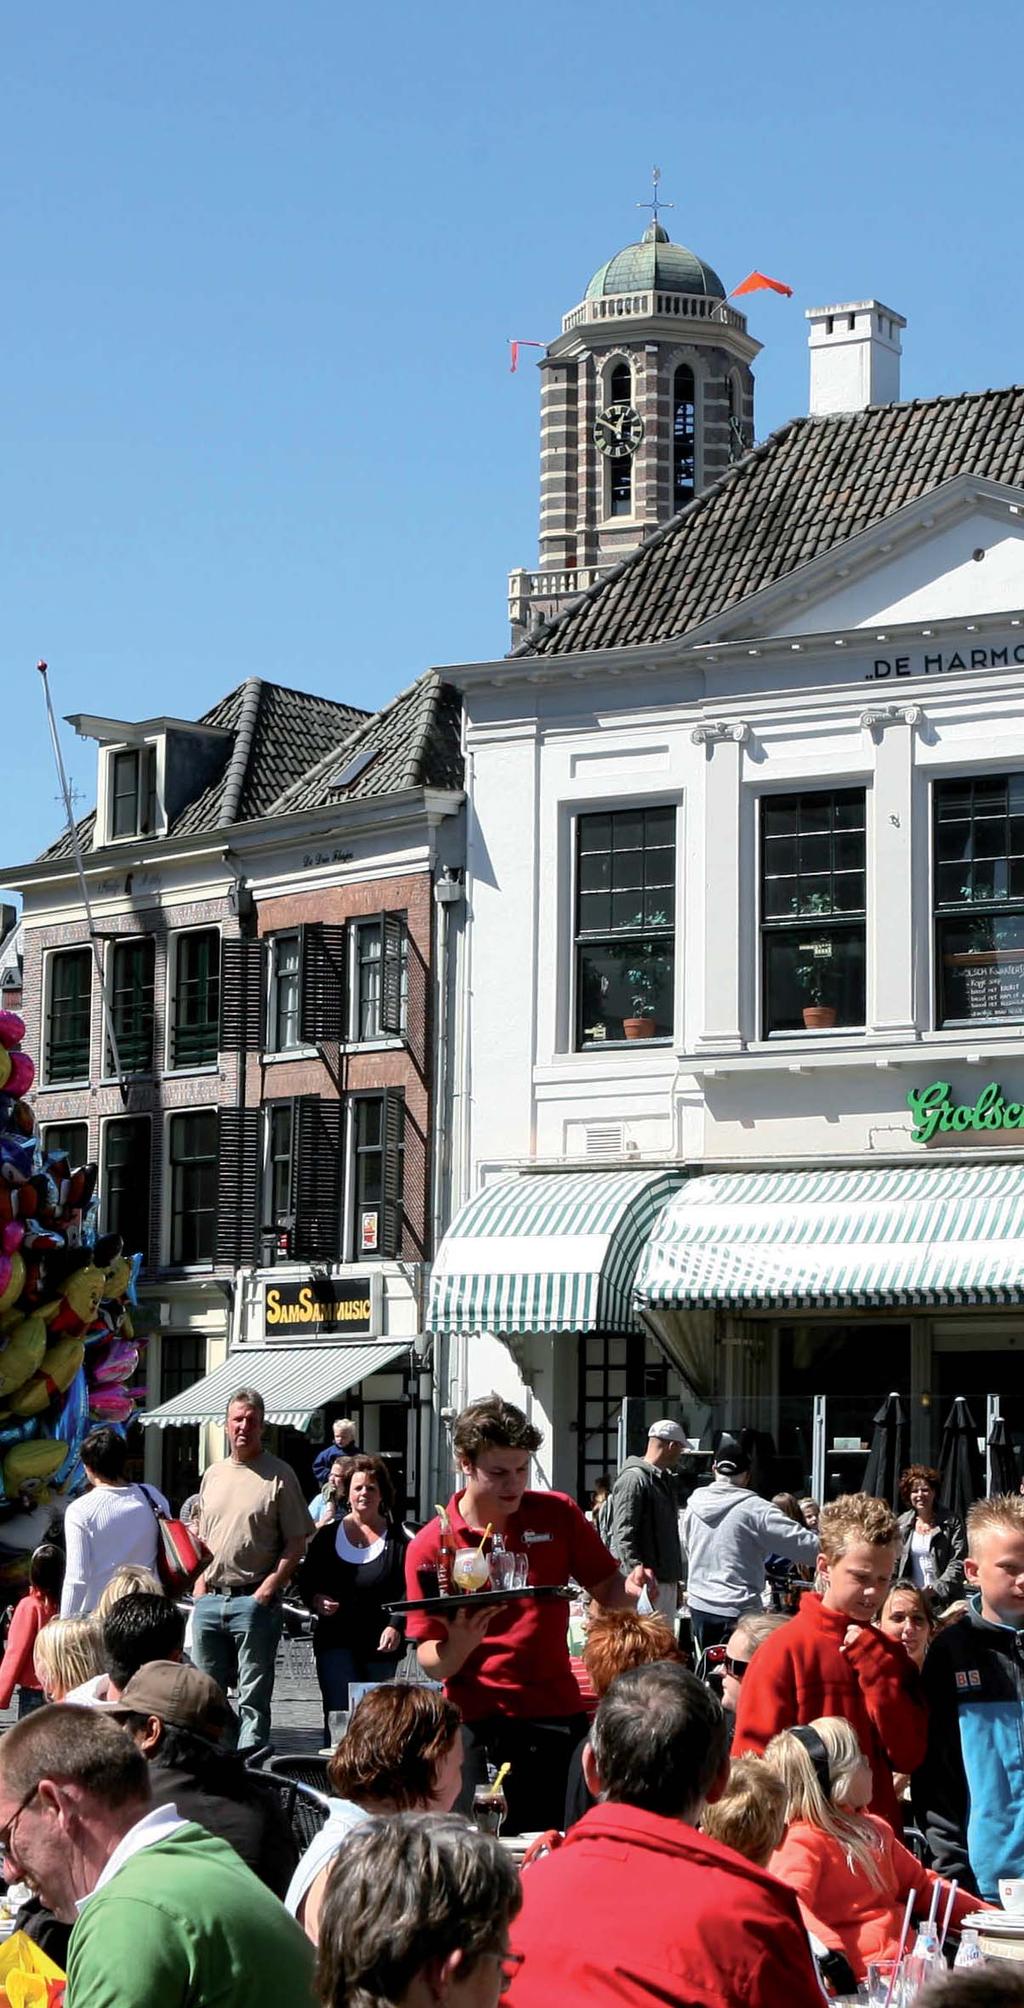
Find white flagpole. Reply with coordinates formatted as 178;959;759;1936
37;659;128;1103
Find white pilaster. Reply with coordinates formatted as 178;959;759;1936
693;723;750;1050
863;704;920;1035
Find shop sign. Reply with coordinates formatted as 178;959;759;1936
906;1079;1024;1144
264;1275;375;1338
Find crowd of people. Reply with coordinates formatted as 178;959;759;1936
0;1393;1022;2006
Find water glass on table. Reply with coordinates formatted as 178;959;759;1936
866;1959;907;2006
511;1552;529;1589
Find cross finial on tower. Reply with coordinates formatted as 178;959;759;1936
637;165;674;229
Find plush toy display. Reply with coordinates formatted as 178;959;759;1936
0;1015;147;1572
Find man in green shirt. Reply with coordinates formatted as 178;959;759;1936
0;1705;314;2008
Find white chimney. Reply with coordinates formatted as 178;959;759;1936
805;300;905;416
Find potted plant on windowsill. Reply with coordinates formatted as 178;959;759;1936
795;948;838;1030
622;925;669;1040
623;977;658;1040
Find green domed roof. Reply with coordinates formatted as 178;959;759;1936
585;220;725;302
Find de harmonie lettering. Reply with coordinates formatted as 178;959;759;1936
867;641;1024;680
265;1286;372;1326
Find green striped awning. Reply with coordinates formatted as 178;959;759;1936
428;1170;682;1337
635;1161;1024;1312
141;1341;413;1431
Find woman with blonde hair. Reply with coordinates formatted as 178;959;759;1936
95;1565;164;1620
764;1717;987;1980
33;1616;104;1701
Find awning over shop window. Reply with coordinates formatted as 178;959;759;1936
428;1170;682;1337
635;1161;1024;1313
141;1340;414;1431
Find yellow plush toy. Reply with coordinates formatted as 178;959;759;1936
0;1253;25;1320
8;1337;86;1416
0;1313;47;1396
4;1439;65;1493
39;1262;106;1337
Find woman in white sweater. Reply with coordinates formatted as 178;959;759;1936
60;1427;169;1616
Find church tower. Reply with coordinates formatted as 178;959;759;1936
508;199;762;646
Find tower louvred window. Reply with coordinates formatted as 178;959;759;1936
673;365;695;507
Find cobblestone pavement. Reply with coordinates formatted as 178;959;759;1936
0;1633;327;1755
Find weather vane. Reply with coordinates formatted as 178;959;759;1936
637;165;674;228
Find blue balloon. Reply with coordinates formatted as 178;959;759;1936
126;1252;143;1308
51;1367;90;1488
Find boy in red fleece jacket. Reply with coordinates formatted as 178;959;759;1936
733;1493;926;1830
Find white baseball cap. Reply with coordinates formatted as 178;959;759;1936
647;1419;686;1445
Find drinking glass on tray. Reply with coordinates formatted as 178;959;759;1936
451;1548;491;1594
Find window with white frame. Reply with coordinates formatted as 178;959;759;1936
268;933;302;1051
168;1110;217;1264
169;929;220;1069
264;1101;295;1232
760;788;866;1035
351;918;407;1042
934;772;1024;1026
40;1121;89;1168
102;1115;151;1263
575;808;676;1047
45;948;93;1084
349;1093;403;1257
109;745;157;842
108;936;155;1074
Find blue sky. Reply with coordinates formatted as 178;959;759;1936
4;0;1024;872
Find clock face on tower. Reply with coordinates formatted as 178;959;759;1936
593;402;644;459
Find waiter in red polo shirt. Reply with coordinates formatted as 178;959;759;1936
404;1395;655;1834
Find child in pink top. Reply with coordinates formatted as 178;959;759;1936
0;1545;63;1715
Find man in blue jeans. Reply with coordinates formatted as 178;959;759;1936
192;1388;313;1751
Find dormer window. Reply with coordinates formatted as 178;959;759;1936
110;745;157;841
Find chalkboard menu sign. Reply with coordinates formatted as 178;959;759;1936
943;948;1024;1022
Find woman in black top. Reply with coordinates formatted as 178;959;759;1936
895;1463;966;1612
299;1454;408;1730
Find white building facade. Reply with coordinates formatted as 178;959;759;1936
435;290;1024;1502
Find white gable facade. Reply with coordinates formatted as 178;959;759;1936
440;463;1024;1500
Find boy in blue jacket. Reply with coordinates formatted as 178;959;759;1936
914;1494;1024;1899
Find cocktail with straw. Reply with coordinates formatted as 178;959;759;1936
451;1522;493;1594
473;1761;510;1836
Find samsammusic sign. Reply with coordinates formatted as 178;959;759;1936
265;1276;375;1338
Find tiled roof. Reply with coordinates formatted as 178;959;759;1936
172;679;368;835
267;671;463;814
516;385;1024;658
38;678;368;860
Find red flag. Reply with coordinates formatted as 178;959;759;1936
730;271;793;299
509;339;544;373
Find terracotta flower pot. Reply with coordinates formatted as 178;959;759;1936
802;1004;837;1030
623;1016;657;1040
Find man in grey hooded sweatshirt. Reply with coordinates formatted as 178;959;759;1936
682;1435;820;1649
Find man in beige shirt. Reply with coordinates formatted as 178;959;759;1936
192;1387;314;1751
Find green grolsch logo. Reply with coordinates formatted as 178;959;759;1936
906;1080;1024;1144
